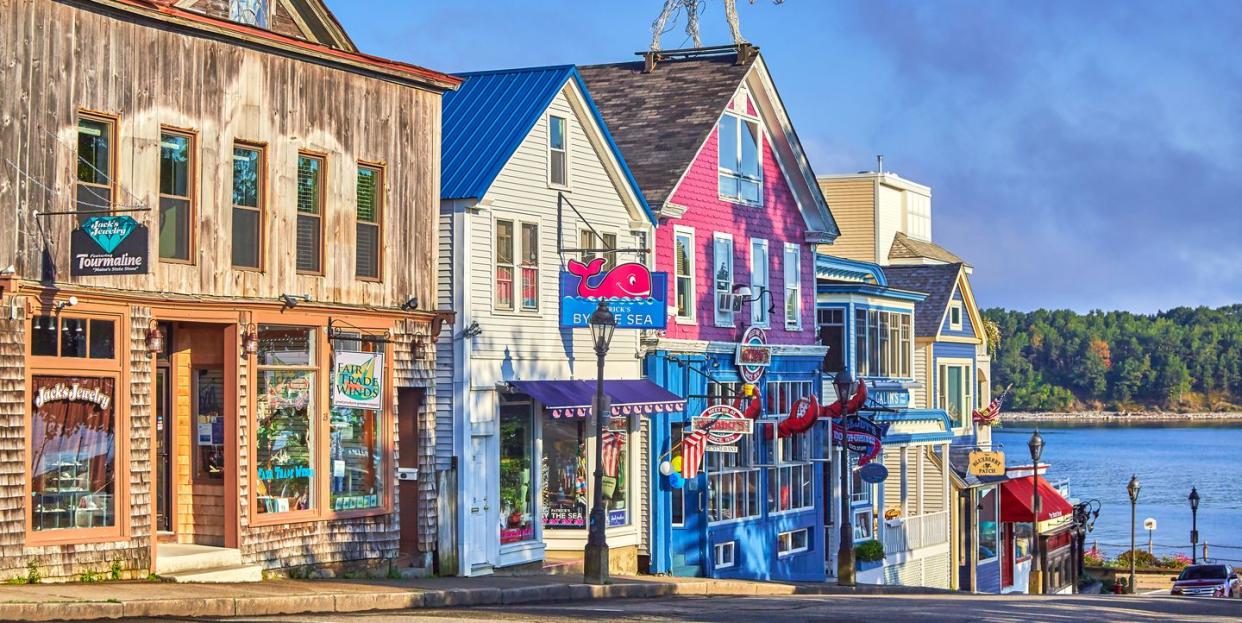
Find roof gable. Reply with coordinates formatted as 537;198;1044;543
175;0;357;51
889;232;968;266
579;49;836;238
440;65;653;223
882;263;963;337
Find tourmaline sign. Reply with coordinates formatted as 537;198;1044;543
70;215;149;276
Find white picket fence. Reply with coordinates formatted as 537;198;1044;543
882;510;950;556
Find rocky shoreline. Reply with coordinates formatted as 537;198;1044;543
1004;411;1242;422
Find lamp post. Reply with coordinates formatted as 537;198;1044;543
583;300;616;586
1189;486;1200;564
833;369;856;587
1127;474;1141;595
1027;429;1044;595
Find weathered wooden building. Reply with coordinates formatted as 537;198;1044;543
0;0;457;580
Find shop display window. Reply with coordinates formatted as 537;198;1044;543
30;376;116;531
328;336;383;512
978;485;999;562
603;430;629;527
543;418;586;529
255;326;316;514
705;382;760;523
499;398;536;543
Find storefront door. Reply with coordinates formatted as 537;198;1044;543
464;434;496;574
668;421;707;576
397;387;423;559
155;366;171;533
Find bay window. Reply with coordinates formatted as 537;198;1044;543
765;380;815;514
853;309;914;379
706;382;759;523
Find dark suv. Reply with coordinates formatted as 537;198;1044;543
1171;564;1241;597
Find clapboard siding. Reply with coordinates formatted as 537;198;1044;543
817;177;875;263
912;344;929;408
434;207;456;470
0;0;442;310
463;88;645;386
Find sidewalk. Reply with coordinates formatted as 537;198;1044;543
0;573;953;621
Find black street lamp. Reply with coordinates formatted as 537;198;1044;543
833;369;855;587
583;300;616;586
1028;429;1044;595
1127;474;1141;595
1189;487;1201;564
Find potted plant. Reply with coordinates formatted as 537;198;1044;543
855;539;885;571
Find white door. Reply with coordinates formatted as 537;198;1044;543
465;434;496;575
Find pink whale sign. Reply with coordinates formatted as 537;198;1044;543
559;260;668;330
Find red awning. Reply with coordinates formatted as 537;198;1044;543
1000;476;1074;523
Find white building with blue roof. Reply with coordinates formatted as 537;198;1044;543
435;65;676;576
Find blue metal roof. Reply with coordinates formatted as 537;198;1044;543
440;65;654;224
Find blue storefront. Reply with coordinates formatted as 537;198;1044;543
643;347;827;582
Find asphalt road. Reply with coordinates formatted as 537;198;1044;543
125;593;1242;623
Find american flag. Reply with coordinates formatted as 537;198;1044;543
601;432;625;477
973;384;1013;425
681;430;708;479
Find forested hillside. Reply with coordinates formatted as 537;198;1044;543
984;306;1242;412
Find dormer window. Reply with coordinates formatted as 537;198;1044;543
718;111;762;205
230;0;268;28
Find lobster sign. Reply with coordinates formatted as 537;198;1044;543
559;260;668;329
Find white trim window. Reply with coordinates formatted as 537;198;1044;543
673;227;695;321
765;380;815;514
977;485;1000;563
783;243;802;330
750;238;769;327
777;528;809;556
713;233;734;327
714;541;736;569
718;109;762;205
853;309;914;379
495;219;515;311
548;114;569;188
949;300;964;331
938;363;973;428
520;222;539;311
706;382;760;524
852;509;874;542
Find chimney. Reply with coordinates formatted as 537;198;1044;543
877;155;884;175
642;51;659;73
736;43;758;66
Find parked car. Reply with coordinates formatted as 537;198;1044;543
1171;564;1241;597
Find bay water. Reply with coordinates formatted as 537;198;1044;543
992;422;1242;564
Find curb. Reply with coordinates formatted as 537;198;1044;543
0;579;953;621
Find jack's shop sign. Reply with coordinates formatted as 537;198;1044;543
559;260;668;329
70;216;149;276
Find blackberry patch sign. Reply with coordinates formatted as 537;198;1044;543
70;216;149;276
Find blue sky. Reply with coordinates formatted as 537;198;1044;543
329;1;1242;313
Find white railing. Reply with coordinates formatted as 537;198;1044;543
882;510;950;556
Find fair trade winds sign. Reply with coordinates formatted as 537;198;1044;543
70;216;149;276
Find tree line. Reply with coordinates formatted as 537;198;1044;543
984;306;1242;412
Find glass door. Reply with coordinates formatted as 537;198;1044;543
155;366;172;533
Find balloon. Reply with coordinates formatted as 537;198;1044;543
659;461;672;476
671;455;683;472
669;473;684;489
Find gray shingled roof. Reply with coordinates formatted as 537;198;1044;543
889;232;968;266
883;263;964;336
578;55;750;209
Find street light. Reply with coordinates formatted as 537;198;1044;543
583;300;616;586
1028;429;1044;595
1189;487;1201;564
1127;474;1142;595
833;369;855;587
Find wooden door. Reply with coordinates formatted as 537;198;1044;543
1002;523;1014;587
398;388;424;557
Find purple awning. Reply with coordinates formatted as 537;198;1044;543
507;379;685;419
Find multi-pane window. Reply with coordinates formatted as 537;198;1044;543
328;335;384;512
906;193;932;241
231;144;263;269
31;316;115;360
76;114;114;224
765;380;815;514
356;164;382;280
296;154;324;274
495;220;515;311
718;111;762;204
783;244;801;329
854;309;914;378
706;382;760;524
255;326;317;514
849;453;871;504
939;364;973;427
778;528;809;556
580;230;617;270
714;541;736;569
674;228;695;320
229;0;268;27
978;485;999;562
634;230;648;266
750;239;769;327
817;308;845;374
520;223;539;310
713;234;734;326
159;130;194;261
548;115;568;187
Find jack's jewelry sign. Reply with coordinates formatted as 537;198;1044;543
559;259;668;329
70;216;149;276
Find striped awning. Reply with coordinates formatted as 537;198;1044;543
508;379;685;419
